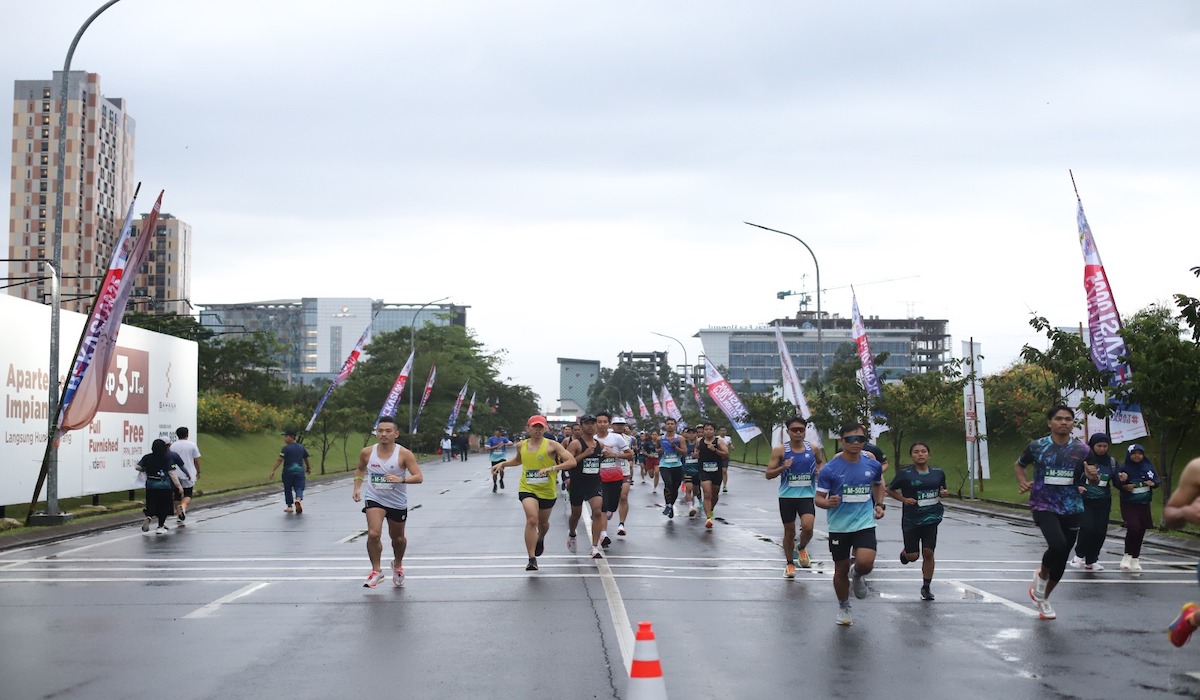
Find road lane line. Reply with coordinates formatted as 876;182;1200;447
945;580;1038;617
184;582;271;619
336;531;367;544
582;501;636;673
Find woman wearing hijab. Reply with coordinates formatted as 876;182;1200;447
1071;433;1116;571
1116;443;1159;572
137;439;184;534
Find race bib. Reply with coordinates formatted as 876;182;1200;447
1098;478;1109;487
916;489;941;507
370;473;393;490
702;461;719;472
662;455;682;468
619;459;632;476
1131;485;1150;494
524;469;548;485
842;484;872;503
490;448;504;460
581;457;600;475
1044;467;1075;486
684;456;699;465
787;472;812;487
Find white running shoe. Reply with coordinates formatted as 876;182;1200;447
688;506;698;517
391;559;405;587
1085;562;1105;571
363;570;383;588
1131;558;1143;572
1120;554;1133;571
617;524;626;536
836;606;853;626
1029;569;1048;603
155;526;168;535
590;546;603;559
1036;600;1057;620
566;535;577;553
852;570;869;599
1068;555;1084;569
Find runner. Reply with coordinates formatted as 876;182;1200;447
643;430;662;493
1164;456;1200;647
815;423;885;626
658;419;685;519
594;412;633;548
269;430;311;514
696;423;728;528
1116;443;1159;572
170;426;201;522
765;416;825;577
565;414;607;559
1014;404;1091;620
1070;433;1115;571
611;416;635;536
352;416;424;588
681;426;701;517
486;427;514;493
718;426;733;493
886;441;948;601
490;415;577;571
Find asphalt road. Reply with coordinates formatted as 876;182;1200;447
4;459;1200;700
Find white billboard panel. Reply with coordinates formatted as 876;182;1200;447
1;294;197;507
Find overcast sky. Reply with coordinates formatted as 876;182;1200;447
5;1;1198;410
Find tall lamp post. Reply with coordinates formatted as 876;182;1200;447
36;0;126;524
408;297;449;434
743;222;824;379
650;331;689;392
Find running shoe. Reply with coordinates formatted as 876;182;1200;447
1085;562;1105;571
178;507;186;522
499;480;505;490
688;506;697;517
566;535;577;553
1120;554;1133;570
493;485;498;493
601;534;611;548
363;570;383;588
155;526;169;534
294;500;302;514
535;538;545;557
852;570;869;599
784;563;796;579
1168;603;1200;647
526;557;538;571
836;606;853;626
284;506;294;513
705;518;714;529
1068;555;1084;569
667;505;674;519
921;586;935;601
798;548;811;569
617;524;626;536
141;516;151;532
391;560;405;587
899;550;910;565
662;505;670;516
1131;558;1143;572
1036;600;1056;620
722;486;728;493
1029;569;1047;603
591;546;603;559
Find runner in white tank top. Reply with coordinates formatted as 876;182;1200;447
352;417;423;588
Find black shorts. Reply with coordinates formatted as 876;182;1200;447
569;474;602;505
779;497;816;522
903;523;939;553
519;492;556;510
700;467;723;485
828;528;877;562
491;459;505;466
363;499;408;523
601;480;624;512
172;486;194;501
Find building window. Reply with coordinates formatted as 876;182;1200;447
42;102;51;112
41;128;49;139
41;115;50;125
42;88;51;99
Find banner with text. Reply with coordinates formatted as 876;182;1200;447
704;358;762;443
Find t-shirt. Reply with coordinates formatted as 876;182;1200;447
595;432;631;482
485;436;512;462
888;466;946;531
659;435;683;467
816;454;883;533
279;443;309;473
1117;460;1160;504
777;441;818;499
1017;436;1088;515
138;453;180;490
171;438;201;487
1078;454;1115;501
682;441;700;475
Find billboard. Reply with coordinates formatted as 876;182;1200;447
1;294;198;507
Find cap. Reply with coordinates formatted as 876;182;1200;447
282;430;298;437
527;415;548;428
612;415;628;424
1088;432;1111;447
579;414;597;424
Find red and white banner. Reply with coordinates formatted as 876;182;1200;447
775;326;812;421
638;396;651;420
1077;199;1148;441
376;350;414;427
306;321;372;432
660;386;682;421
462;390;477;431
652;393;663;417
704;358;761;442
445;380;470;433
412;364;437;433
851;291;882;398
623;401;634;419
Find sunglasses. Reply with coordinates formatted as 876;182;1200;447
842;435;867;444
787;426;806;433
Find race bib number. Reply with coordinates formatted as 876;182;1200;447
662;456;682;468
369;473;393;490
702;461;719;472
916;489;941;507
581;458;600;475
524;469;548;485
491;448;504;460
1098;478;1109;487
1131;485;1150;494
685;456;699;465
1044;467;1075;486
787;473;812;487
842;484;872;503
619;459;632;476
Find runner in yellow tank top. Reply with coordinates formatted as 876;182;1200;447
492;415;577;571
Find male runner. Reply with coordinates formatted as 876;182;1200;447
486;427;514;492
658;419;685;518
491;415;577;570
171;426;201;522
642;430;661;493
566;415;607;559
886;442;948;601
270;430;310;514
696;423;729;528
1014;404;1091;620
1165;456;1200;646
611;416;635;536
718;426;733;493
681;426;701;517
816;423;885;626
765;417;825;577
352;416;424;588
595;412;633;547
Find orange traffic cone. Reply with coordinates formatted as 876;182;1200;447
628;621;668;699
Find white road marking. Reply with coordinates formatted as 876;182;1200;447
336;531;367;544
945;579;1038;617
183;581;270;619
582;504;636;672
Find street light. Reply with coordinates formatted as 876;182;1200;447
408;296;449;434
35;0;126;525
744;222;824;379
650;331;689;392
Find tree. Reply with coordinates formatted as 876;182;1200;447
982;362;1059;442
1021;316;1112;419
738;391;800;465
875;362;965;467
807;345;890;439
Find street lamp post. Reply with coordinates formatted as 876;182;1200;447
650;331;689;393
408;297;449;434
744;222;823;379
35;0;126;524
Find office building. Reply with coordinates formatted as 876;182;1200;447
557;357;601;416
131;213;193;313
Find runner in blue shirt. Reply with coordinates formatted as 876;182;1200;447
816;423;885;626
765;416;825;577
487;427;514;493
886;442;948;601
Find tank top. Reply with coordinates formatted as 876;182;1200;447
363;444;408;509
518;438;559;499
573;438;603;477
779;441;818;498
683;441;700;474
697;440;722;473
660;435;683;468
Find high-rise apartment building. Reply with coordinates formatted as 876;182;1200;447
7;71;136;312
131;212;193;313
